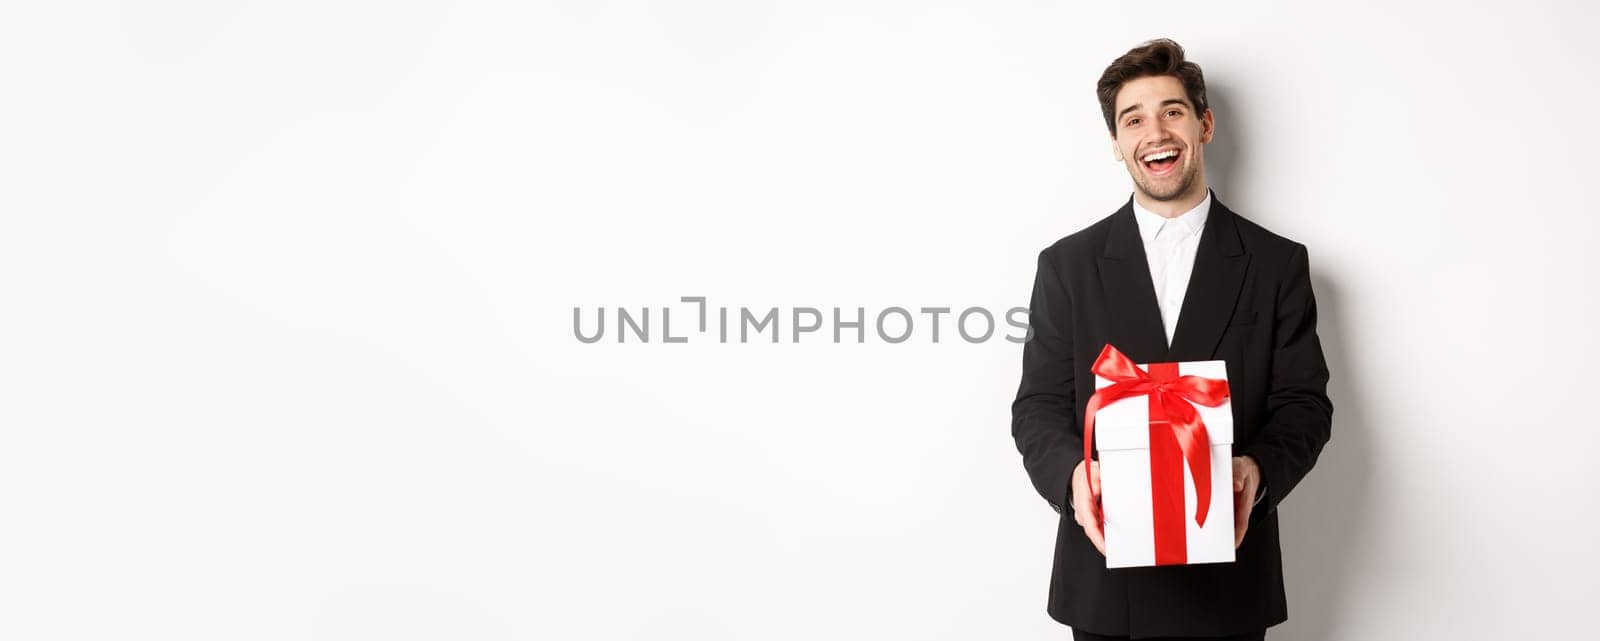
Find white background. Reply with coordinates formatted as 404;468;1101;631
3;1;1597;639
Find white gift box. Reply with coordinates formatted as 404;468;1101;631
1094;359;1235;568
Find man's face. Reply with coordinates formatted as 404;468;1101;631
1110;75;1214;202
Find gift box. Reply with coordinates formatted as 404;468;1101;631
1086;344;1235;568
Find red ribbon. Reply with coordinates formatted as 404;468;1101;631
1083;343;1230;565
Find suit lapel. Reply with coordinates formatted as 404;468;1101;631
1167;194;1250;362
1096;197;1170;364
1095;192;1250;365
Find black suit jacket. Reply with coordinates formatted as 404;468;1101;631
1011;191;1333;637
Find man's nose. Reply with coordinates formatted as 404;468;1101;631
1149;130;1177;149
1152;118;1175;140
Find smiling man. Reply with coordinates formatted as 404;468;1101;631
1011;39;1333;640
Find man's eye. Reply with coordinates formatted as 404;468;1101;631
1126;118;1140;126
1166;110;1181;117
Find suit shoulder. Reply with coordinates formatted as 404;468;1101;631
1037;208;1119;262
1229;208;1309;262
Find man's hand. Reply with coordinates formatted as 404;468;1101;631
1070;459;1106;556
1233;456;1262;549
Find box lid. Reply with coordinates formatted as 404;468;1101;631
1092;359;1234;452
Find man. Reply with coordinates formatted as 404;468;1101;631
1010;39;1333;640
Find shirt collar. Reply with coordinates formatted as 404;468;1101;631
1132;189;1213;244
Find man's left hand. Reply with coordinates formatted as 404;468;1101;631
1232;456;1261;549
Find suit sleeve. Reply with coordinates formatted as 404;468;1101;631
1236;243;1333;524
1011;247;1082;515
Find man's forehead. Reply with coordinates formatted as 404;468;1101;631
1115;76;1190;111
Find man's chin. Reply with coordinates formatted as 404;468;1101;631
1137;183;1188;202
1135;173;1197;202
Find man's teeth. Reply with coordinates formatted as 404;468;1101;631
1141;150;1179;162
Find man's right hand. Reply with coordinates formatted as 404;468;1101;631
1071;459;1106;556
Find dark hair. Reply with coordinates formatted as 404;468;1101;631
1096;38;1208;134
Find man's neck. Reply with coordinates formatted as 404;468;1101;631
1133;183;1210;218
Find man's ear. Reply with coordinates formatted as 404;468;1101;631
1111;137;1124;162
1199;109;1215;145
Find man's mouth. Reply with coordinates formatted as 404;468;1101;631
1140;148;1181;177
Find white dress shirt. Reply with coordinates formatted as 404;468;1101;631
1131;189;1212;348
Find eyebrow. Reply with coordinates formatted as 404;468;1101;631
1117;98;1192;121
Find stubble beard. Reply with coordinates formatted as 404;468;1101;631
1133;161;1200;202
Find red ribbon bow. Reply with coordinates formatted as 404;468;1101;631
1083;344;1231;563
